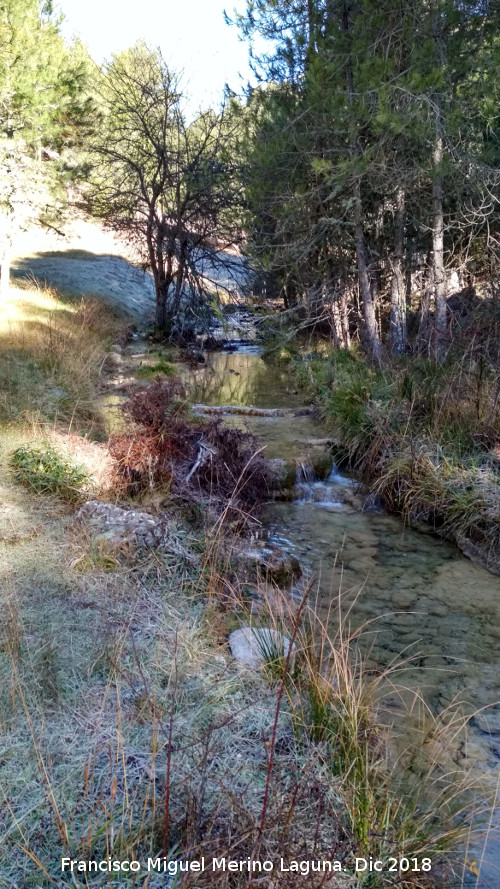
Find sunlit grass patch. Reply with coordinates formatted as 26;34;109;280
135;358;176;378
10;443;91;502
0;280;127;434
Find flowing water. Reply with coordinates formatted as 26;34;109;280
183;341;500;888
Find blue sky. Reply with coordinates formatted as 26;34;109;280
57;0;258;112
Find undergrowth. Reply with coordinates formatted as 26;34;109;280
10;443;91;502
135;358;176;378
2;560;490;889
108;378;274;515
291;345;500;567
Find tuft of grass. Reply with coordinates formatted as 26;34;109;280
70;539;122;572
135;358;177;378
256;591;490;882
10;443;91;502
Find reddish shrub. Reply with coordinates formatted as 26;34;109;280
122;379;187;433
108;432;173;493
109;379;274;511
192;420;273;508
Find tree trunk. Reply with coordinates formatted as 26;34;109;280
283;277;298;309
432;129;447;360
155;279;170;329
416;254;433;356
323;276;344;348
354;179;382;362
405;237;413;308
390;185;406;355
430;2;448;362
171;240;187;326
340;289;350;349
341;0;382;363
152;216;175;333
330;299;342;348
329;282;350;349
146;215;168;331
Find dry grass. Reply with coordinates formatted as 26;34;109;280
292;345;500;568
0;402;493;889
1;545;491;888
0;279;127;436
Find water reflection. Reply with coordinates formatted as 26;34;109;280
180;350;304;409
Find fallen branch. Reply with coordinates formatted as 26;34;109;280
185;441;217;483
192;404;314;417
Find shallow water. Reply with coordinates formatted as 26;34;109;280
182;348;305;409
181;348;328;458
183;344;500;887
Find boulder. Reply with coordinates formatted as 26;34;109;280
76;500;162;549
236;543;302;587
268;458;297;489
454;533;500;576
229;627;293;670
105;351;123;369
391;590;415;610
311;450;334;480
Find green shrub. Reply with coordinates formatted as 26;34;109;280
135;359;176;378
10;444;91;502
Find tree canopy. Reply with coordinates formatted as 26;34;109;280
0;0;497;354
232;0;499;359
0;0;93;292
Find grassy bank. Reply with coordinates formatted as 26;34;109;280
284;346;500;574
0;280;129;438
0;282;491;887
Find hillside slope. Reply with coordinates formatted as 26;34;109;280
11;215;156;319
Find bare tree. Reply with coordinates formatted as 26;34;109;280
88;44;244;336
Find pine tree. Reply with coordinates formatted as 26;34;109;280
0;0;91;294
233;0;499;359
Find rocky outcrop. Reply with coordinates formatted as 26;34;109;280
268;458;297;489
454;533;500;576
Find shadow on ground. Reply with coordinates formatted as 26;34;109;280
12;251;155;319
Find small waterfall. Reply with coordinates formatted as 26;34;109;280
293;460;344;507
326;463;358;488
295;461;318;484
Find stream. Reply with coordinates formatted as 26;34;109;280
181;332;500;888
106;317;500;886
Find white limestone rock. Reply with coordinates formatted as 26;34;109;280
229;627;293;670
76;500;161;548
